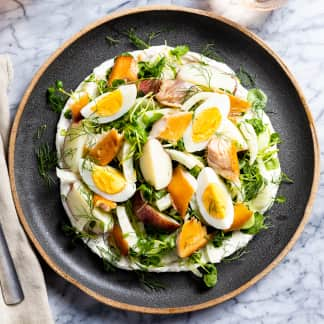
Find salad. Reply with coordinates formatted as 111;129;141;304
54;44;283;288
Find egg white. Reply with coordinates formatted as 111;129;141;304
80;84;137;124
196;167;234;230
79;159;136;202
183;93;230;152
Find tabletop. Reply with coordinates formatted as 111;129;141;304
1;0;323;323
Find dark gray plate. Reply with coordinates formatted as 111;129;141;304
9;7;319;313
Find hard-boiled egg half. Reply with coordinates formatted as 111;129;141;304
80;84;137;124
196;167;234;229
183;93;230;152
79;159;136;202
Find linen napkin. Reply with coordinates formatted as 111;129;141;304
209;0;271;28
0;55;53;324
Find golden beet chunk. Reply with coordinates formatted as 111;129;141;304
177;218;209;258
88;129;123;166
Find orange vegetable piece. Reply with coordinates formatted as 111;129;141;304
88;129;123;166
108;55;138;86
167;166;195;218
228;94;251;119
70;93;90;122
93;194;117;212
111;223;129;256
157;112;192;142
177;218;209;258
226;203;253;232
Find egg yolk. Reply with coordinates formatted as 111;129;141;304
202;183;226;219
92;89;123;116
92;166;126;194
192;107;222;143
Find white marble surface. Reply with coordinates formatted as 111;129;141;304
1;0;324;323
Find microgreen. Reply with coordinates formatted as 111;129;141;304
242;212;267;235
47;80;70;113
138;57;166;79
247;88;268;111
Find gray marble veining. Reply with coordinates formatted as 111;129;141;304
0;0;323;323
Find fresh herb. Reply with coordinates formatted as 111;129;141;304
242;212;267;235
236;66;256;88
201;43;223;62
138;183;167;204
64;109;72;119
124;28;149;49
212;230;232;248
240;154;265;201
280;172;294;184
202;263;218;288
61;224;96;243
97;79;108;95
264;157;279;170
35;143;58;186
136;271;165;290
246;118;266;135
141;112;163;129
247;88;268;111
138;57;166;79
47;80;69;113
275;195;286;204
188;252;218;288
189;165;202;178
33;124;47;140
170;45;189;60
223;247;248;263
105;35;120;47
269;132;281;146
172;139;185;152
147;31;164;44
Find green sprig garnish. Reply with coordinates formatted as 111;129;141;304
47;80;69;113
236;66;256;88
201;43;224;62
105;35;120;47
35;143;58;186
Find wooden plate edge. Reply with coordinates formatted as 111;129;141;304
8;5;320;314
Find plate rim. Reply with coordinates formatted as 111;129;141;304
8;5;320;314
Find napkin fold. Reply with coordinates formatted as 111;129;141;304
0;55;53;324
209;0;271;28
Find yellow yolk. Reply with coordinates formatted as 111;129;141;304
202;183;226;219
192;107;222;143
92;166;126;194
158;112;193;142
92;89;123;116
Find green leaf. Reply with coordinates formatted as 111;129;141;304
138;57;166;79
47;80;69;113
247;88;267;110
240;154;265;201
212;230;232;248
275;195;286;204
170;45;189;60
269;132;281;146
242;212;267;235
265;157;280;170
246;118;266;136
142;112;163;129
64;109;72;120
203;264;218;288
236;66;256;88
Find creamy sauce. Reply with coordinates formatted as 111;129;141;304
56;46;280;272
